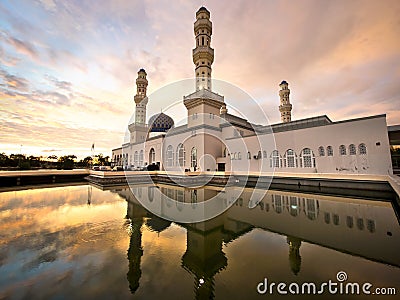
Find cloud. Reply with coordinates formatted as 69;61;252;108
0;31;39;60
0;119;124;154
0;0;399;159
0;45;20;67
37;0;57;12
45;75;73;91
42;149;62;152
32;90;71;105
0;68;30;92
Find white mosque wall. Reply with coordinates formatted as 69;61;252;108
114;115;392;175
274;115;392;175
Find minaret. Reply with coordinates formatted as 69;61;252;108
279;80;292;123
134;69;148;125
193;7;214;91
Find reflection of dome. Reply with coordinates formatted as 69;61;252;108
146;215;171;233
148;113;174;132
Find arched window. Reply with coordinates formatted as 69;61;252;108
367;219;375;233
357;218;364;230
324;213;330;224
257;151;262;159
333;214;340;225
289;197;299;217
149;148;155;164
305;198;319;220
247;151;251;159
272;195;283;214
238;152;242;160
191;147;197;168
191;190;197;208
318;146;325;156
134;151;138;166
270;150;280;168
176;190;184;211
139;150;143;166
176;144;185;167
284;149;296;168
346;216;354;228
359;143;367;155
300;148;315;168
166;145;173;167
148;186;154;202
349;144;356;155
327;146;333;156
223;147;226;157
339;145;346;155
263;150;267;159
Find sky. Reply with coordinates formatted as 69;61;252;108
1;0;399;159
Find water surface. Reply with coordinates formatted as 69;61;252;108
0;184;399;299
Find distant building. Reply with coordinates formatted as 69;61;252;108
112;7;392;176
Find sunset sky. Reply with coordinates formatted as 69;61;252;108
1;0;399;158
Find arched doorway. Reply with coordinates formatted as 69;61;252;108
149;148;155;164
191;147;197;170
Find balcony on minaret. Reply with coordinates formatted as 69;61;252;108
192;47;214;63
279;104;292;112
194;18;212;30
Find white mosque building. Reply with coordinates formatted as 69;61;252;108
112;7;392;176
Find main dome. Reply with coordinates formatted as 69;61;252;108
148;112;174;132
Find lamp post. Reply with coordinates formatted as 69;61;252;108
19;144;23;169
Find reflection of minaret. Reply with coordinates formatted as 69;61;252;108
182;226;227;300
87;185;92;205
127;218;144;294
287;236;302;275
125;201;147;295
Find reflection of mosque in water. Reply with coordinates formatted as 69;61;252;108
116;184;399;297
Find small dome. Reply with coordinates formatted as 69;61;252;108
148;112;174;132
196;6;210;15
280;80;288;85
138;68;146;73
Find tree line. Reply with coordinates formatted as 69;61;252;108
0;153;110;170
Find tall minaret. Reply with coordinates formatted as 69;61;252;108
193;7;214;91
134;69;148;125
279;80;292;123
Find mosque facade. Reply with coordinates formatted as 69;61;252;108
112;7;392;176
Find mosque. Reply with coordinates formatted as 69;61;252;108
112;7;392;176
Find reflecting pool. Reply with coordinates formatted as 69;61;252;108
0;184;399;299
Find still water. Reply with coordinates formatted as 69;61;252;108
0;184;399;299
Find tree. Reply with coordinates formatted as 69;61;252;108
48;155;58;161
94;154;110;166
58;155;77;170
390;146;400;155
80;156;93;168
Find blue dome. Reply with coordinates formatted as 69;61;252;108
148;113;174;132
